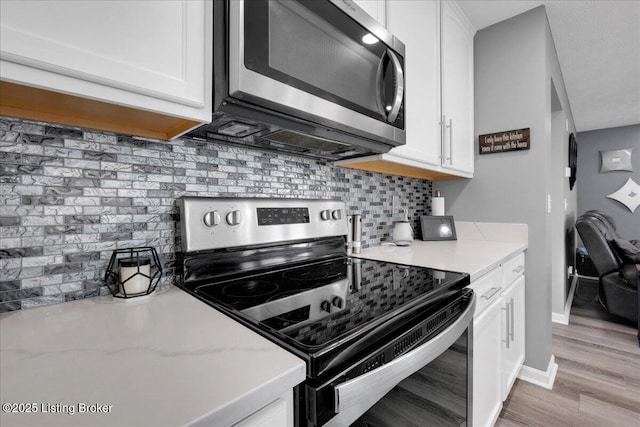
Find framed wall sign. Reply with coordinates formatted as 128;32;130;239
479;128;530;155
420;216;457;241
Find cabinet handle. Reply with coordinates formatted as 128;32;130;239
502;304;510;349
439;115;446;163
512;265;524;274
509;298;515;342
446;118;453;163
481;286;502;300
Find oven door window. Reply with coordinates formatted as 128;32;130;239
244;0;404;126
353;329;470;426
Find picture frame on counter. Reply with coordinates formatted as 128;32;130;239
420;216;457;241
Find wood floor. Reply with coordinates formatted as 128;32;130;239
496;314;640;427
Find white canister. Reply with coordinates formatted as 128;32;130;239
432;190;445;216
119;257;151;295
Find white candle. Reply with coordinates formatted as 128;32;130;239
119;258;151;295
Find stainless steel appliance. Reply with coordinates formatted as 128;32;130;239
177;197;473;426
188;0;406;161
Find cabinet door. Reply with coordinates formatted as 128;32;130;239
0;0;209;117
233;392;293;427
353;0;386;25
386;0;442;166
500;275;526;400
440;1;474;174
473;298;503;427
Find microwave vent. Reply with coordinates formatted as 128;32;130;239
262;129;349;153
215;121;262;138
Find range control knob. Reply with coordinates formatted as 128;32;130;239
332;296;344;309
331;209;342;220
320;209;331;221
320;300;332;313
226;210;242;226
203;211;221;227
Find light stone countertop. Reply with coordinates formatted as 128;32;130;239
0;287;306;427
354;222;528;281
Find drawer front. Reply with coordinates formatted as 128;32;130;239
233;397;288;427
503;252;525;286
469;266;503;316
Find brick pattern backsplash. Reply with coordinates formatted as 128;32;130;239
0;116;432;312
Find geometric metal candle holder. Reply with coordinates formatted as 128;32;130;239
104;247;162;299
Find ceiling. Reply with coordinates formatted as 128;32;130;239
456;0;640;133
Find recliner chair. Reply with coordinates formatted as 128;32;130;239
583;209;640;248
575;213;638;345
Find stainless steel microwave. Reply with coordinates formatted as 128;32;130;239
188;0;406;161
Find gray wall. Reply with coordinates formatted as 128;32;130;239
0;116;432;313
576;124;640;239
434;6;577;372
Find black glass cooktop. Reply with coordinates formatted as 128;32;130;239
197;257;346;310
194;257;469;350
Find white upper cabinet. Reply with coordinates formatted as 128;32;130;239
384;0;442;167
441;1;474;174
336;0;475;180
0;0;212;140
353;0;386;25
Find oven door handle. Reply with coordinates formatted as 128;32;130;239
332;293;475;420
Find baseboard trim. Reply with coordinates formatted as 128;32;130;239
519;354;558;390
552;275;578;325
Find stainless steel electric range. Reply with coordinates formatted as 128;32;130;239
177;197;474;427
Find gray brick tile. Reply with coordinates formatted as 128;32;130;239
1;115;431;312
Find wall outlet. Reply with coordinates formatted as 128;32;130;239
392;195;400;214
547;194;552;214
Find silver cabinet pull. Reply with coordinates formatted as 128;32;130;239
509;298;515;342
439;115;446;163
502;303;510;349
481;287;502;301
512;265;524;274
446;118;453;163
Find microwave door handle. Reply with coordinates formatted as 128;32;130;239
375;51;386;118
332;293;475;419
386;49;404;123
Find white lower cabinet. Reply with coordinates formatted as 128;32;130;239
500;274;526;400
232;391;293;427
469;251;525;427
469;268;503;427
